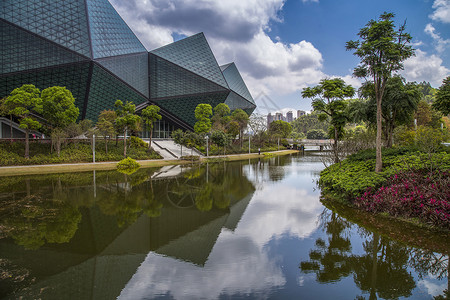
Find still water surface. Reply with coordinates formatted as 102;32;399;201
0;154;448;299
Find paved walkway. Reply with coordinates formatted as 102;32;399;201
0;150;298;176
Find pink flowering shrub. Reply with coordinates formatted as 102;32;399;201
354;170;450;229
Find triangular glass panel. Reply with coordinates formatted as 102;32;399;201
154;91;229;128
0;0;91;58
86;0;147;59
150;54;228;99
221;63;255;105
95;52;149;97
0;21;88;75
151;33;229;89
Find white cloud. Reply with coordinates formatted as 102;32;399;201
424;23;449;53
110;0;326;100
210;32;325;96
430;0;450;23
401;49;450;86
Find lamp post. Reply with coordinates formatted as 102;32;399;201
205;135;209;157
92;134;96;163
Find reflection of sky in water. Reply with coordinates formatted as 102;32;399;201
119;156;447;299
120;157;324;299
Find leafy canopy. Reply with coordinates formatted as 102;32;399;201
432;76;450;115
194;103;212;134
41;86;79;129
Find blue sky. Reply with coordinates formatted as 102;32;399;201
111;0;450;114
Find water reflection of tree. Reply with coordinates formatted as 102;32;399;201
164;163;255;212
299;208;420;300
410;249;449;300
300;209;353;282
352;232;416;300
0;194;81;250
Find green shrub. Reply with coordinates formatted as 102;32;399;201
117;157;140;170
319;151;450;199
307;129;328;140
128;136;147;148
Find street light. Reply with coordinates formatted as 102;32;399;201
205;135;209;157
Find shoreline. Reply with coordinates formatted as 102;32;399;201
0;150;299;176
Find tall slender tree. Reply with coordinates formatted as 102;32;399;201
115;100;141;157
141;105;162;149
346;12;414;172
302;78;355;163
194;103;212;134
433;76;450;116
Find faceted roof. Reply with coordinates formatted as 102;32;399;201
151;33;229;89
86;0;147;59
1;0;91;58
221;62;255;105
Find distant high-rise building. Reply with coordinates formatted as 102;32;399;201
267;113;274;128
297;110;306;118
275;112;283;121
286;111;293;123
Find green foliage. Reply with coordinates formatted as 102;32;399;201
432;76;450;115
319;150;450;199
128;136;146;148
141;105;162;147
114;100;141;157
269;120;292;138
211;130;230;148
212;103;231;130
346;12;415;171
41;86;79;129
117;157;140;171
0;139;160;166
291;112;329;135
415;126;447;154
194;103;212;134
307;129;328;139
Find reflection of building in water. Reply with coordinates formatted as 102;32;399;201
0;173;254;299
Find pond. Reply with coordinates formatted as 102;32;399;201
0;154;448;299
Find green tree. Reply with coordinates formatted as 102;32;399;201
302;78;355;163
211;130;230;155
172;129;186;156
115;100;141;158
306;129;327;139
291;111;329;135
41;86;79;156
346;12;414;172
212;103;231;130
5;84;43;158
194;103;213;134
269;120;292;138
433;76;450;115
231;108;249;148
359;76;421;147
96;116;115;154
141;105;162;149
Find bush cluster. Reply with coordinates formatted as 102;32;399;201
354;170;450;229
319;149;450;198
0;139;161;166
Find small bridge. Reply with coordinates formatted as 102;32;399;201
287;139;333;151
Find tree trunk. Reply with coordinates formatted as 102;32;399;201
9;115;13;143
105;137;108;155
123;129;127;158
25;128;29;159
334;127;339;163
148;127;153;150
375;95;383;172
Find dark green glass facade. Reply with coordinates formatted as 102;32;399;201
0;0;256;134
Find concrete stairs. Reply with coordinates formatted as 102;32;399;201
151;139;203;159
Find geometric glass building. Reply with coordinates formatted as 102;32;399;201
0;0;256;138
